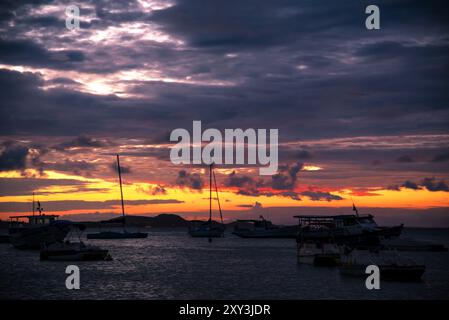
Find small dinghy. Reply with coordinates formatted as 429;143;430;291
339;249;425;281
40;241;111;261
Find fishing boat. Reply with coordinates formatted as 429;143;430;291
9;200;72;249
339;249;425;281
87;155;148;240
232;216;298;238
9;215;72;249
189;165;225;238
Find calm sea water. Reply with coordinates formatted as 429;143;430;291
0;228;448;299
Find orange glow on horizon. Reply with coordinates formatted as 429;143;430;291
1;169;448;221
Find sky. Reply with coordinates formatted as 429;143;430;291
0;0;448;226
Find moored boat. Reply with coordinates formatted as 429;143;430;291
40;241;111;261
189;164;225;238
86;155;148;240
232;216;297;239
9;214;71;249
188;222;224;238
294;210;402;247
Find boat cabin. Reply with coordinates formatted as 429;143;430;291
294;214;377;231
235;219;275;230
9;214;59;227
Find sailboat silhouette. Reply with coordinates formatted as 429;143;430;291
188;164;225;238
87;155;148;239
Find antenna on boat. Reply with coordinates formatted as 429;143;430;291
117;154;126;229
36;201;43;214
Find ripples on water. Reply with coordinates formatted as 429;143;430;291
0;228;448;299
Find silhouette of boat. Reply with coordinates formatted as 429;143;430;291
87;155;148;240
232;216;297;238
294;209;402;247
40;241;111;261
9;200;71;249
189;165;225;238
41;223;111;261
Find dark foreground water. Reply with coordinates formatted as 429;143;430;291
1;228;448;299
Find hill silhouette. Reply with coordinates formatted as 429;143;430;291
81;213;190;228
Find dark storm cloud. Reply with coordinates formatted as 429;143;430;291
0;69;173;137
149;0;364;49
294;150;312;160
223;167;343;201
0;0;53;22
0;140;46;173
223;163;344;201
44;159;98;175
0;177;87;196
389;177;449;192
225;171;262;188
151;0;449;50
421;177;449;192
0;39;85;70
0;0;448;198
300;190;343;201
225;171;264;197
402;180;421;190
109;161;131;174
0;141;29;171
149;184;167;195
54;135;109;150
271;162;302;190
175;170;204;190
135;184;167;196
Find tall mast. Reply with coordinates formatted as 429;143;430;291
117;155;126;224
209;164;212;222
213;169;223;225
32;192;35;216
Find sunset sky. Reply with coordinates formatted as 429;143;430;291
0;0;448;226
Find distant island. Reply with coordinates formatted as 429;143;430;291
0;214;236;229
79;214;193;228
